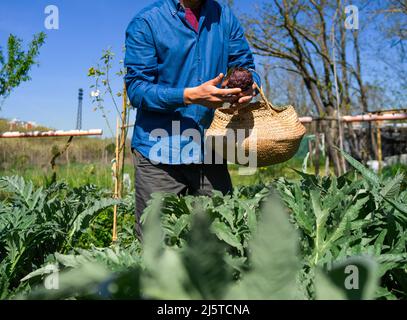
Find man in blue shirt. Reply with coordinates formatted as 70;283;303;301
125;0;260;238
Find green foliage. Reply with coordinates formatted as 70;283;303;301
105;143;116;156
21;179;383;300
0;163;134;191
1;150;406;300
315;257;379;300
141;184;269;258
275;150;407;299
226;196;303;299
0;176;119;298
0;33;46;101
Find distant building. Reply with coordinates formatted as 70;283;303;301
8;118;37;131
25;121;37;130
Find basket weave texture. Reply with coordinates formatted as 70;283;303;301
206;85;306;167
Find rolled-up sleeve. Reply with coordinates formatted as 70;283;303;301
125;18;186;112
227;10;261;88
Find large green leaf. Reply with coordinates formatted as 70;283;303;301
142;196;190;299
226;196;302;299
21;262;110;300
211;218;243;253
381;172;404;198
336;148;380;186
316;257;379;300
314;269;346;300
325;196;369;247
182;208;232;299
311;189;329;264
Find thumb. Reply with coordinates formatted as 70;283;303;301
205;73;224;86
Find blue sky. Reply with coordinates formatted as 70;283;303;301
0;1;404;137
0;0;256;137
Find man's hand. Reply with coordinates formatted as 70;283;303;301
184;73;242;109
222;77;257;109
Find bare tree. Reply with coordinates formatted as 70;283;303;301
241;0;406;173
258;60;310;115
373;0;407;103
243;0;352;174
377;0;407;46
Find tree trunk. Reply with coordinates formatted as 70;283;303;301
352;30;378;161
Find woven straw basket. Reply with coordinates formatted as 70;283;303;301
205;84;306;167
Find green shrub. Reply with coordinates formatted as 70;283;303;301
0;177;120;298
1;150;406;300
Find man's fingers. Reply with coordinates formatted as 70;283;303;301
238;95;253;104
222;95;240;103
240;84;256;97
214;87;242;96
211;95;238;103
206;73;224;86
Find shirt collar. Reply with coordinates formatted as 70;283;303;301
168;0;208;33
168;0;206;11
168;0;182;10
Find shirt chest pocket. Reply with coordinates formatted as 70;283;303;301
153;24;197;62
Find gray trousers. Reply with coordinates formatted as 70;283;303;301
132;150;233;239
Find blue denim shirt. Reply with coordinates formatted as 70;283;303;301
124;0;260;164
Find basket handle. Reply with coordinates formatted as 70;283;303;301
253;82;279;115
230;82;279;114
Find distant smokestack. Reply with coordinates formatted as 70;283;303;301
76;88;83;130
